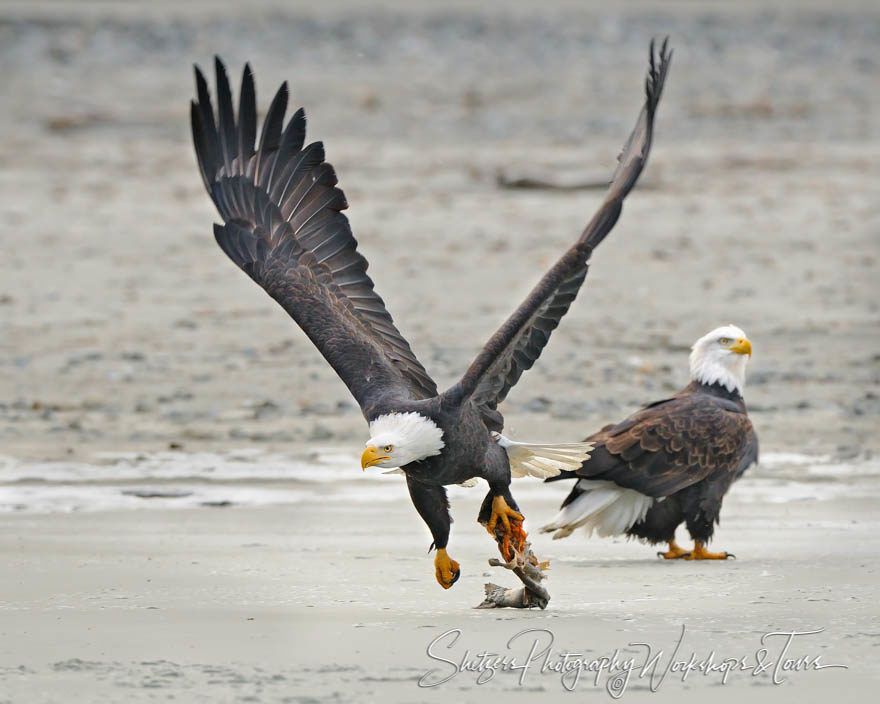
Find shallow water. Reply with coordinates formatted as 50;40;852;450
2;449;876;513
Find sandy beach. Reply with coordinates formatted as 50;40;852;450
2;477;879;702
1;0;879;701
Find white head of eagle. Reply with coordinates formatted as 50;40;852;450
689;324;752;394
361;412;445;469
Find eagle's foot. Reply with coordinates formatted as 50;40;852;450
486;495;524;534
434;548;461;589
657;540;690;559
682;541;734;560
485;495;526;561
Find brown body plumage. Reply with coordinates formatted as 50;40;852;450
544;327;758;558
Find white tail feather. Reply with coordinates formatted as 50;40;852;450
493;433;593;479
541;479;655;539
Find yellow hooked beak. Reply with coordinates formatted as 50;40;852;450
728;337;752;358
361;445;391;470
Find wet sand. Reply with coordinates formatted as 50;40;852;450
1;490;879;702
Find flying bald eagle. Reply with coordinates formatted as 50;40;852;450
542;325;758;559
191;41;671;588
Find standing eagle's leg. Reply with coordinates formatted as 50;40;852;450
682;487;734;559
657;540;689;559
479;488;526;562
405;475;460;589
625;498;688;559
683;541;734;560
623;497;688;559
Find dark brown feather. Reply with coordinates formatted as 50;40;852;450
576;382;755;498
192;58;438;413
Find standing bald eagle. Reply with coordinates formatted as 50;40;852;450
191;41;671;588
542;325;758;559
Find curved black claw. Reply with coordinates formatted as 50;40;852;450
434;548;461;589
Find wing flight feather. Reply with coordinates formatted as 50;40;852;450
454;39;672;430
191;60;438;414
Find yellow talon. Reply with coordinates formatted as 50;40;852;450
434;548;461;589
682;541;734;560
484;495;526;561
657;539;689;559
486;495;523;534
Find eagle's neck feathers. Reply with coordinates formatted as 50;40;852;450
689;354;746;395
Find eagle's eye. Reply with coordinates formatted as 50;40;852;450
383;445;393;453
718;337;731;345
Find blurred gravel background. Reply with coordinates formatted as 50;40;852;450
1;0;878;462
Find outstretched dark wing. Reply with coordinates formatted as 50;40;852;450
559;390;755;498
191;59;437;416
451;39;672;431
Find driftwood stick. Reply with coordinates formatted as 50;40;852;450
496;169;610;191
495;168;658;192
477;583;543;609
475;535;551;610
